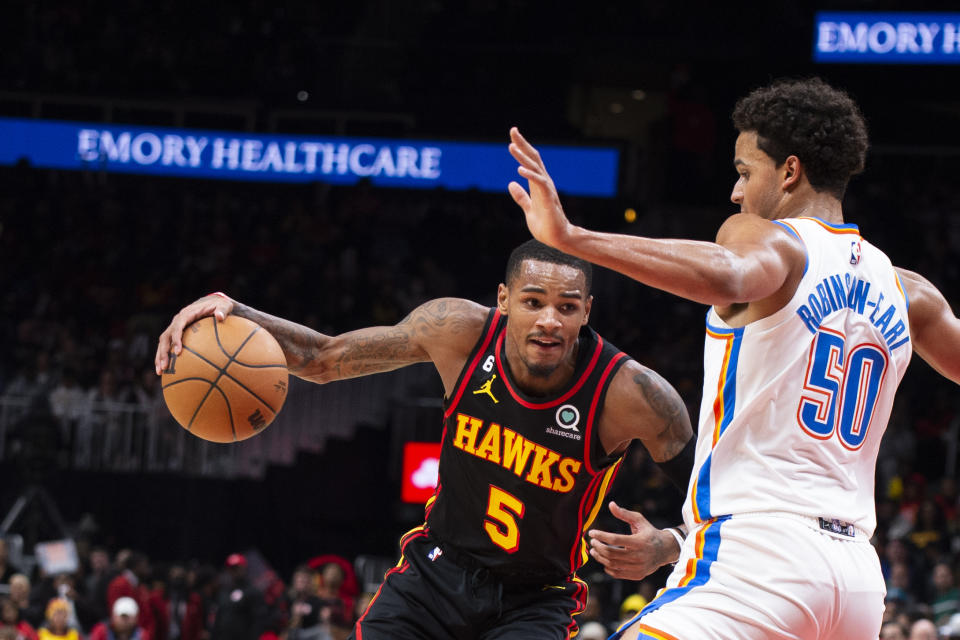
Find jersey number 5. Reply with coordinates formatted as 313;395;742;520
797;327;888;450
484;485;525;553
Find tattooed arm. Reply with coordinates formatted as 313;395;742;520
597;359;692;462
585;359;695;580
155;294;488;394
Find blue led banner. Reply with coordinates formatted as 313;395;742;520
0;117;619;197
814;12;960;64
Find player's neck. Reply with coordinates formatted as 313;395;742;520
777;190;844;224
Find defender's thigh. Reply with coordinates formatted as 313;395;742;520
614;516;882;640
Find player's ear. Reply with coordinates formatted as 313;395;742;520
782;156;802;190
497;283;509;314
582;295;593;325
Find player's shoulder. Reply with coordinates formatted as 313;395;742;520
895;267;945;318
404;297;490;339
716;212;804;242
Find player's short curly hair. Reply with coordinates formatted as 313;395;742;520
506;239;592;294
732;77;868;198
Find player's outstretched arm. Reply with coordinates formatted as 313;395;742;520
508;128;803;306
897;267;960;384
155;294;487;391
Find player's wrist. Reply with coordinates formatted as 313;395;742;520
663;526;685;565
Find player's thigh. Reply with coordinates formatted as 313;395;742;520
822;537;884;640
617;516;875;640
349;543;476;640
479;581;586;640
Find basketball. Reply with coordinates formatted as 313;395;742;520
161;315;288;443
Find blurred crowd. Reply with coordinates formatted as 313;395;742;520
0;537;372;640
0;133;958;639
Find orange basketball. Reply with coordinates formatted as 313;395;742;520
161;315;288;443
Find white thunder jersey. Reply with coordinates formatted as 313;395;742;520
683;217;912;538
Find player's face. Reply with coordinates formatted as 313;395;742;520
730;131;784;219
498;259;592;381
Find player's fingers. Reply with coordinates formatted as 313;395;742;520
509;128;543;163
609;501;649;528
508;181;531;209
517;166;554;192
508;142;540;171
588;529;636;549
155;331;171;375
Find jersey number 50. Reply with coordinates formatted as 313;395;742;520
797;327;888;450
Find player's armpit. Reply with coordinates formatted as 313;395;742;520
597;360;694;463
897;267;960;384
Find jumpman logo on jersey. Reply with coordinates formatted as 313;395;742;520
473;375;499;403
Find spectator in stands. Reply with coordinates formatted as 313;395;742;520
910;618;940;640
284;565;324;640
107;552;155;640
36;599;80;640
881;620;909;640
178;565;216;640
933;561;960;626
89;596;150;640
0;595;38;640
8;575;36;627
312;564;348;631
210;554;266;640
82;549;111;626
144;566;170;640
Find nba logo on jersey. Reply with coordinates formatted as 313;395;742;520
427;546;443;561
849;239;862;265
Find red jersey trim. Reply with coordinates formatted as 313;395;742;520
494;332;605;409
443;309;502;420
583;351;628;476
568;468;609;572
355;528;427;639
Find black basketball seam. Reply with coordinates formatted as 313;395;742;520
214;319;281;414
171;319;280;435
186;377;218;433
162;376;218;391
210;318;282;414
213;383;238;442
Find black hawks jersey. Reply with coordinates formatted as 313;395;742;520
425;308;629;579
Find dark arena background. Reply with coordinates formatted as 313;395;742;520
1;2;959;638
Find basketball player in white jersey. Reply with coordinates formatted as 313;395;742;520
508;77;960;639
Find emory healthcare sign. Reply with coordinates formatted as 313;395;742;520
0;117;619;197
814;12;960;63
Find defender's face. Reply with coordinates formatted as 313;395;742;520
498;259;592;379
730;131;784;219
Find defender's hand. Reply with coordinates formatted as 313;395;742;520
155;293;235;374
507;127;575;249
587;502;681;581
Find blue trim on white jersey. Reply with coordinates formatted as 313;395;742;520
610;516;731;639
772;219;808;277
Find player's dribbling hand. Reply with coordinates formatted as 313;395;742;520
507;127;574;249
155;292;235;375
587;501;680;581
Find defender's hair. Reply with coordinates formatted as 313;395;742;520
505;239;592;294
732;77;868;199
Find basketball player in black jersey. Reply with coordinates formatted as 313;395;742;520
155;240;695;639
